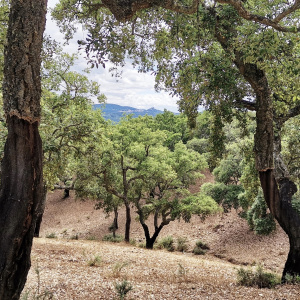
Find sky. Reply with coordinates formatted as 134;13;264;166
45;0;179;113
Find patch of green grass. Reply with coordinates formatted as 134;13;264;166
102;234;124;243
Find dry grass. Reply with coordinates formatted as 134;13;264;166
22;185;300;299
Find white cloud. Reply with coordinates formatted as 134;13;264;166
45;0;179;112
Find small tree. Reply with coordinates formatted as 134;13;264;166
135;141;220;249
76;116;220;247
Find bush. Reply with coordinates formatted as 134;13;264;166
156;236;175;252
102;234;124;243
193;240;209;255
247;189;276;235
192;247;206;255
176;237;188;252
114;280;133;300
237;265;280;288
201;182;243;212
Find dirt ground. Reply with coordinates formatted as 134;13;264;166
22;184;300;299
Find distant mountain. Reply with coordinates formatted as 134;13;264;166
93;103;167;122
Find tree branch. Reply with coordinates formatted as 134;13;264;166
101;0;199;21
218;0;300;32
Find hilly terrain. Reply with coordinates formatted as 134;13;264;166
93;103;169;122
22;174;300;299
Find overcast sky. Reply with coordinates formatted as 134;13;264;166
45;0;179;112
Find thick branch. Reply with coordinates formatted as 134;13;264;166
99;0;199;21
233;98;256;111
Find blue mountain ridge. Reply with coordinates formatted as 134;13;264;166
93;103;172;122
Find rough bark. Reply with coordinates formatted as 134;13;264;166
113;207;119;230
124;202;131;242
215;18;300;279
142;222;164;249
241;62;300;280
0;117;44;299
0;0;47;298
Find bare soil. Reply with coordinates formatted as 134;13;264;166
22;176;300;299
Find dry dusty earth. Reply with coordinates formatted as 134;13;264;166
22;179;300;299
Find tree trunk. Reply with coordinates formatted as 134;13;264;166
0;117;44;299
244;65;300;280
114;206;119;230
141;222;164;249
0;1;47;298
34;185;47;238
63;189;70;199
215;22;300;279
124;202;131;242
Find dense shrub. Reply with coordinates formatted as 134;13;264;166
156;236;175;252
237;265;280;288
201;182;243;212
176;237;188;252
193;240;209;255
247;189;276;235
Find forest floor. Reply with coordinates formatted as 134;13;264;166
22;173;300;299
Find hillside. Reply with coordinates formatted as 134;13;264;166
93;103;168;122
22;183;300;299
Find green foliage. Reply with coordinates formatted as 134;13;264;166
213;155;241;185
291;195;300;216
193;240;209;255
179;193;222;222
282;116;300;184
76;115;215;244
237;265;280;288
156;236;175;252
176;237;188;252
154;110;190;150
186;138;209;155
201;182;243;212
284;273;300;284
0;0;9;83
102;234;124;243
114;280;133;300
247;189;276;235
